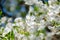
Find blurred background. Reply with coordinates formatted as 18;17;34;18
0;0;49;18
0;0;30;18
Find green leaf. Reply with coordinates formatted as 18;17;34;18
21;12;27;18
0;36;7;40
2;38;7;40
30;12;33;16
24;32;30;36
10;31;15;40
35;29;46;36
16;6;21;10
35;30;40;36
34;6;39;11
51;20;60;27
56;1;60;5
5;31;15;40
45;2;49;6
0;10;2;16
36;12;43;16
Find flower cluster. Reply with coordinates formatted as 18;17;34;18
0;0;60;40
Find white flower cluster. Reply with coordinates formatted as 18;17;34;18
0;0;60;40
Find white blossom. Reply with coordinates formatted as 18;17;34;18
14;17;22;23
24;0;39;5
7;18;13;23
2;23;13;37
29;34;36;40
0;0;60;40
1;16;7;23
